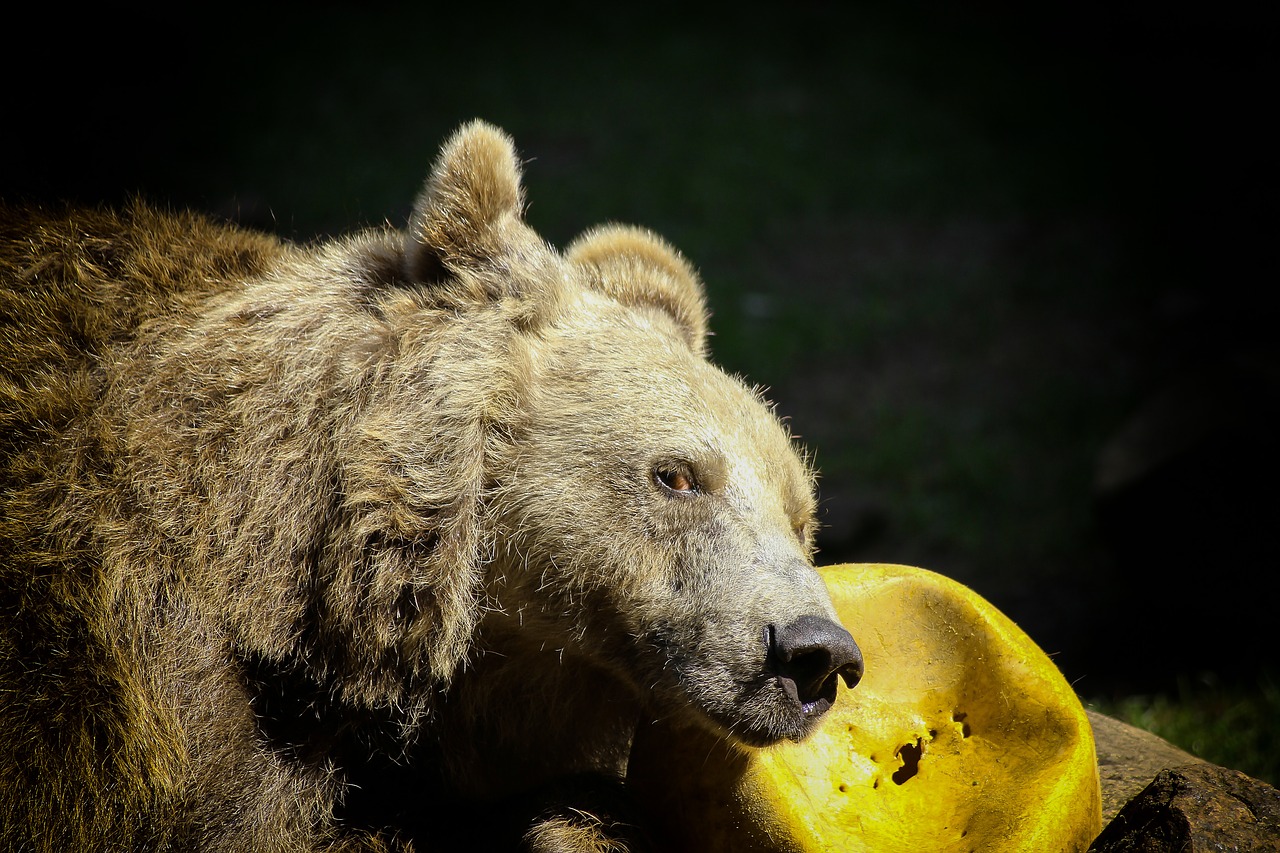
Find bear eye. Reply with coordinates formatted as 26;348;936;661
654;463;698;496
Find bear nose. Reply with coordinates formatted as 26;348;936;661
770;616;864;716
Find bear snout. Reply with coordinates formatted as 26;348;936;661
769;616;864;719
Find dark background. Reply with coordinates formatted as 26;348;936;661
5;4;1275;775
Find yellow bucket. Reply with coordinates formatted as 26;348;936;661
629;563;1102;852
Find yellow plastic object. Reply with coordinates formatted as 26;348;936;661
628;563;1102;853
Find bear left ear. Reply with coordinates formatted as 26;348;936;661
405;120;553;292
566;224;709;354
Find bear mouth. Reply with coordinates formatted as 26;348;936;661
710;672;848;748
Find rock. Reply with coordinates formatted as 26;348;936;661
1087;710;1204;825
1087;763;1280;852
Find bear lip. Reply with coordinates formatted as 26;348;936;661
721;703;826;748
776;671;839;719
702;674;840;748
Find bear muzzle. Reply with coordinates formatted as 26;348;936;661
768;615;864;720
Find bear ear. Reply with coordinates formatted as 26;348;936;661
405;120;547;288
566;224;709;354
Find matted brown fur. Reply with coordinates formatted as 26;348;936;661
0;122;856;851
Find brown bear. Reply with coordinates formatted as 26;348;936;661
0;121;862;852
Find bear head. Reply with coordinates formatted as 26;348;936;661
388;121;863;748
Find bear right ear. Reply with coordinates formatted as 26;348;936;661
405;121;552;291
566;224;709;355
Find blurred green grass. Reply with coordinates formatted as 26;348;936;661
1089;671;1280;787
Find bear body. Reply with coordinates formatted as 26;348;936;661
0;122;861;851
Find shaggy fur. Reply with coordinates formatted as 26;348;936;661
0;121;860;851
